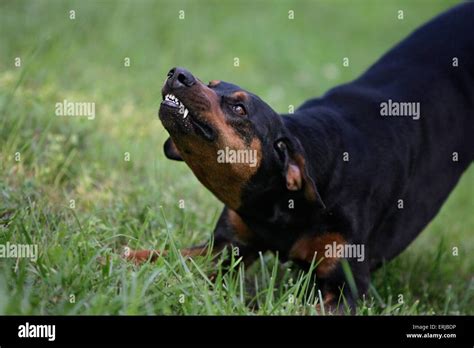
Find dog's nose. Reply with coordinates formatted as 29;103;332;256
167;67;196;88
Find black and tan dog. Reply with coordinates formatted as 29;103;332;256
126;3;474;311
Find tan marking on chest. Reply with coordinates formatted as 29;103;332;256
227;209;253;243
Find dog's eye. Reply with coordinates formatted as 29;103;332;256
232;104;247;116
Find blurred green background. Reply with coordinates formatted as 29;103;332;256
0;0;472;315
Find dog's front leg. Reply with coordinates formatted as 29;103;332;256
320;258;370;314
123;244;211;264
289;232;370;313
123;207;260;268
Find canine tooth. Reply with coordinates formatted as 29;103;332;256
183;108;189;118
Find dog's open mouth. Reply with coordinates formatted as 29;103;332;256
163;93;189;118
159;93;215;141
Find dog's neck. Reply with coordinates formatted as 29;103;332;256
236;110;343;227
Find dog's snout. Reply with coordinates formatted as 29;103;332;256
167;67;196;88
167;68;175;79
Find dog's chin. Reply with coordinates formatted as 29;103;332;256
159;101;193;135
158;102;216;141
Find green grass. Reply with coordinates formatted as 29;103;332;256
0;0;472;315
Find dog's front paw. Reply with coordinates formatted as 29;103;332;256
315;291;355;315
122;247;160;264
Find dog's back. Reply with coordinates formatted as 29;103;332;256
290;2;474;268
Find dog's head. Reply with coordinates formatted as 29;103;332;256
159;67;324;212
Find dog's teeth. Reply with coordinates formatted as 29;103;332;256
164;94;187;115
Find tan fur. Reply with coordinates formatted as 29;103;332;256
125;246;208;265
172;86;261;210
289;232;346;277
208;80;221;87
231;91;249;101
227;209;253;244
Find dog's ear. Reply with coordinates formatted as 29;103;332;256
275;137;326;209
163;137;183;161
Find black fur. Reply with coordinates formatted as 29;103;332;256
160;3;474;310
214;3;474;306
